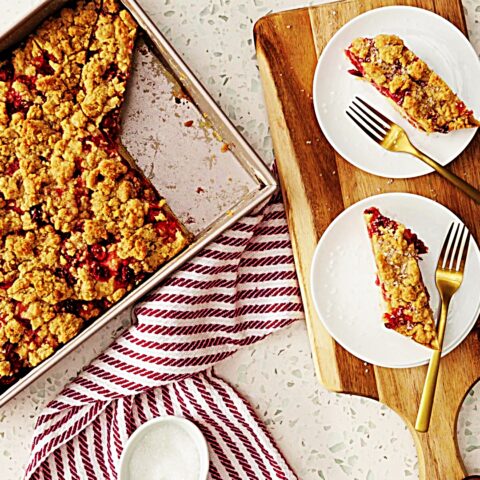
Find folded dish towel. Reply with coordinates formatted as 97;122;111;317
24;196;303;480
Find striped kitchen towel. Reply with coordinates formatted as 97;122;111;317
25;196;303;480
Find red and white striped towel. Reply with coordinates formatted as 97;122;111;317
24;196;303;480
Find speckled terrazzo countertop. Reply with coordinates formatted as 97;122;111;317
1;1;480;479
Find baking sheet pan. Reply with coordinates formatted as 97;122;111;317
0;0;276;406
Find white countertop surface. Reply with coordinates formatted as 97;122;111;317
1;1;480;479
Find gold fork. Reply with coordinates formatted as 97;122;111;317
346;97;480;205
415;222;471;432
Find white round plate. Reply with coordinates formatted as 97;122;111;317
310;193;480;368
313;6;480;179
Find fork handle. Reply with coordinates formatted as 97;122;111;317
415;299;449;433
412;149;480;204
415;349;441;432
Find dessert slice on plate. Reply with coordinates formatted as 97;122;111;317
346;34;480;133
364;207;438;349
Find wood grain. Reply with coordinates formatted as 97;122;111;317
254;1;480;478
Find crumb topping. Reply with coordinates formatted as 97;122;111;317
346;35;480;133
0;0;191;382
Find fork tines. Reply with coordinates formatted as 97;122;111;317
346;97;393;143
438;222;470;272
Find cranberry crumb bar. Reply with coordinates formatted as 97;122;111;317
0;0;191;384
346;35;480;133
364;208;438;349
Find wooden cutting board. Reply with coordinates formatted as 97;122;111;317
254;1;480;478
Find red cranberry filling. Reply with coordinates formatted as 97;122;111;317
55;267;75;287
56;299;84;315
30;331;50;348
155;219;179;241
15;74;36;89
61;247;86;270
147;205;179;241
374;274;389;301
403;228;428;255
380;283;389;301
77;244;115;282
4;342;15;357
101;62;126;82
54;299;104;320
377;84;406;106
128;172;158;202
147;205;162;223
75;185;89;198
364;207;398;237
0;280;13;290
115;263;135;287
6;201;24;215
0;62;14;82
90;244;107;262
5;159;19;175
32;52;55;76
100;110;120;140
1;343;23;383
348;68;363;77
15;302;28;318
384;306;413;330
73;157;84;177
73;219;85;233
345;49;365;78
6;88;32;116
29;205;45;225
83;134;117;156
89;263;111;282
455;100;474;118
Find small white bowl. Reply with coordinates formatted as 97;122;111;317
119;416;209;480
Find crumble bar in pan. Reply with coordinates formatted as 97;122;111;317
0;0;191;384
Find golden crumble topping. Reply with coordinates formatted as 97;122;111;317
364;208;438;349
0;0;191;383
346;35;480;133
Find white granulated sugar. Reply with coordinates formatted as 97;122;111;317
128;424;200;480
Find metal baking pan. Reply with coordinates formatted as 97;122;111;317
0;0;276;406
